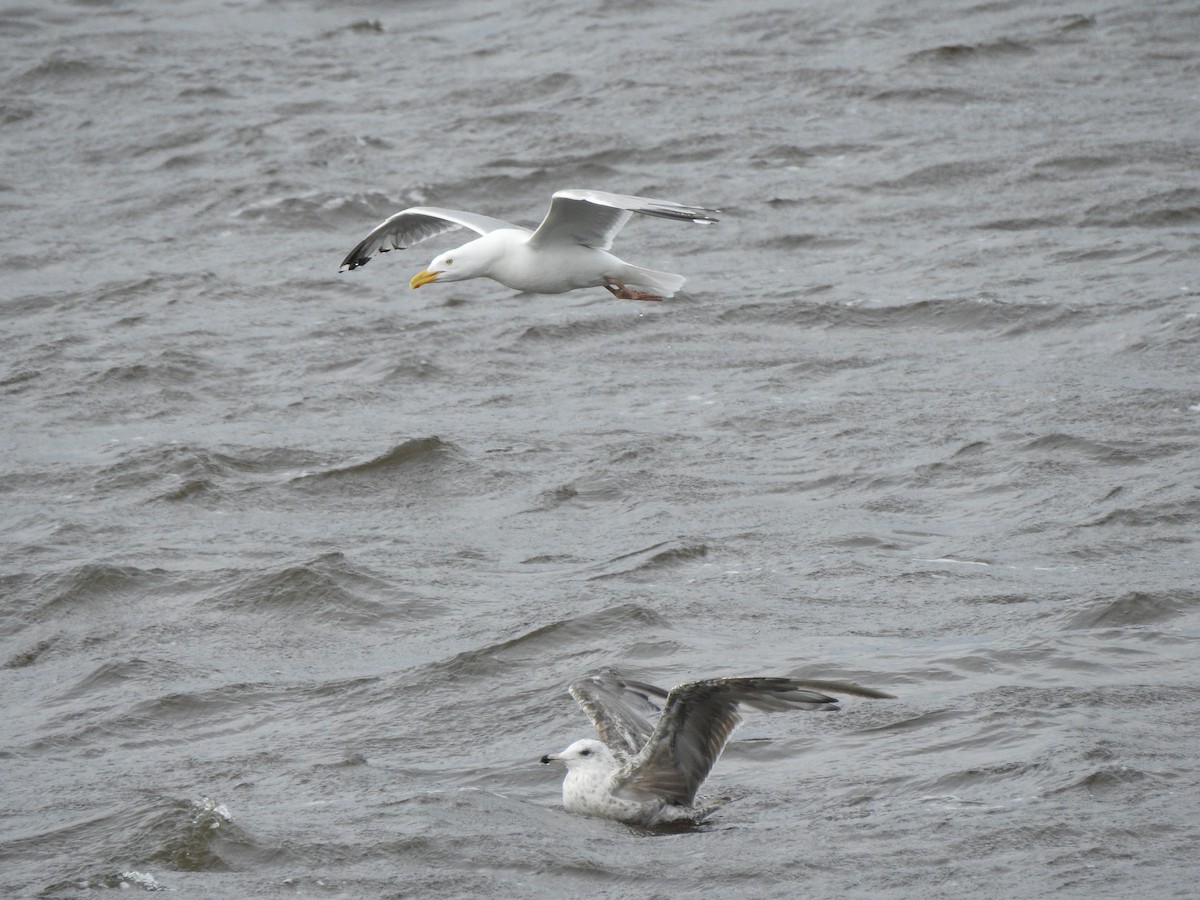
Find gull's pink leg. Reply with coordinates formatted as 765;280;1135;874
604;279;664;301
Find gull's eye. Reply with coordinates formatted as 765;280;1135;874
444;258;453;266
579;748;591;756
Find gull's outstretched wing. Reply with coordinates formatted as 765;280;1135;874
340;207;517;271
528;189;719;252
613;677;895;807
568;669;671;762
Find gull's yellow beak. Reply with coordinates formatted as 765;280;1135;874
409;269;440;289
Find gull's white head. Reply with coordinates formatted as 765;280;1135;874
540;738;615;771
409;235;495;289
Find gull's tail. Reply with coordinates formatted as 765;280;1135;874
646;794;731;827
621;265;686;299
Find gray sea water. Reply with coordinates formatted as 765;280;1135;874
3;0;1198;896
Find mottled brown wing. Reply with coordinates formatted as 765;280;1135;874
613;677;894;806
569;669;671;763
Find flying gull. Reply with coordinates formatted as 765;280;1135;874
339;189;718;300
540;669;894;826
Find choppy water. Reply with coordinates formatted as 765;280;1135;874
3;0;1199;896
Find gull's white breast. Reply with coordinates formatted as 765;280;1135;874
487;233;619;294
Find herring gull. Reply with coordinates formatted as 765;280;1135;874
540;669;894;826
339;189;718;300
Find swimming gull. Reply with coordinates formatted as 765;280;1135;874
339;189;718;300
540;668;894;826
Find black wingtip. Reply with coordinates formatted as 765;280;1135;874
636;206;720;226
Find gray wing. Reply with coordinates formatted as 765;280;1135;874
339;206;517;271
568;669;671;762
613;677;895;807
527;189;719;252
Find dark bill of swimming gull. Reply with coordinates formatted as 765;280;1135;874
339;189;718;301
540;668;894;826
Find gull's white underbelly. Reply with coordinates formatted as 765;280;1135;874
488;236;620;294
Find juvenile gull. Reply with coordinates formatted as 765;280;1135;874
540;669;894;826
339;189;718;300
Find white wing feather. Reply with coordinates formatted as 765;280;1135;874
340;207;519;271
528;189;718;251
